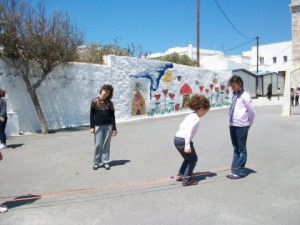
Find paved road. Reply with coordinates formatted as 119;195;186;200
0;101;299;225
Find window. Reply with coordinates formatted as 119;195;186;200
259;57;264;65
283;56;288;63
273;57;277;64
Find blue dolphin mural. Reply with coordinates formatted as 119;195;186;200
130;63;174;99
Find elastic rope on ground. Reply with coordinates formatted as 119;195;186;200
0;166;233;203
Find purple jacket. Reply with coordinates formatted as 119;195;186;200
229;91;255;127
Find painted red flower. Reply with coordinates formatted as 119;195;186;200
220;84;225;91
162;89;168;95
169;93;175;99
215;87;219;93
199;86;204;92
154;94;161;100
210;84;214;90
205;88;210;94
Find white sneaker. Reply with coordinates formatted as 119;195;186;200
0;205;8;213
0;144;7;149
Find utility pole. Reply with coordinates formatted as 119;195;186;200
256;36;259;97
256;36;259;73
196;0;200;67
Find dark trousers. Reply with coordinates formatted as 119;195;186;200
295;96;299;106
174;137;198;181
291;96;295;106
229;126;249;176
0;117;7;145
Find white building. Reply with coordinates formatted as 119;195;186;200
148;41;292;74
200;54;252;71
243;41;292;73
148;43;226;68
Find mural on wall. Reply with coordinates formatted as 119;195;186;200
129;63;174;100
130;64;231;117
180;83;193;108
199;73;230;107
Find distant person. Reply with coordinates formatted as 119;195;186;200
227;75;255;179
0;89;7;149
267;83;272;100
0;151;8;213
276;87;280;101
90;84;117;171
295;87;299;106
174;94;210;186
291;88;295;107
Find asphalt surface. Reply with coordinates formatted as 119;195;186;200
0;98;299;225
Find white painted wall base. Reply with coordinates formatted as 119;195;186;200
5;112;20;136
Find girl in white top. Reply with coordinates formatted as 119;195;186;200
174;94;210;186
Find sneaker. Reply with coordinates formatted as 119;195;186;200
230;174;243;179
226;173;233;178
0;205;8;213
182;180;198;186
104;163;110;170
93;164;99;170
0;144;7;150
176;173;183;182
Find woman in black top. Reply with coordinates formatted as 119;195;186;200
90;84;117;170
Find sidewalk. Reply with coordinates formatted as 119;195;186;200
0;102;299;225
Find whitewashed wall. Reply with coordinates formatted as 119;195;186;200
0;55;232;135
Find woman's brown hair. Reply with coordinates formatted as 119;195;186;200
99;84;114;100
0;89;6;98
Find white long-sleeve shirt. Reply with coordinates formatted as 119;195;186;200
229;91;255;127
175;112;200;148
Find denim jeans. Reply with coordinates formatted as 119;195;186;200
94;125;112;165
174;137;198;181
229;126;249;176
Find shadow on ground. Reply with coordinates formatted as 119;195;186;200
2;194;41;209
110;159;130;167
48;126;90;134
243;167;257;177
193;171;217;182
7;144;24;149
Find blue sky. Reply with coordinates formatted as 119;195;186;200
40;0;292;55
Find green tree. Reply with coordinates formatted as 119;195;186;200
78;38;151;64
157;52;198;66
0;0;83;133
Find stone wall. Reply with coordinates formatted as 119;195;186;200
291;0;300;87
0;55;232;135
292;0;300;5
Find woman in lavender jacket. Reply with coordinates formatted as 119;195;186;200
227;75;255;179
